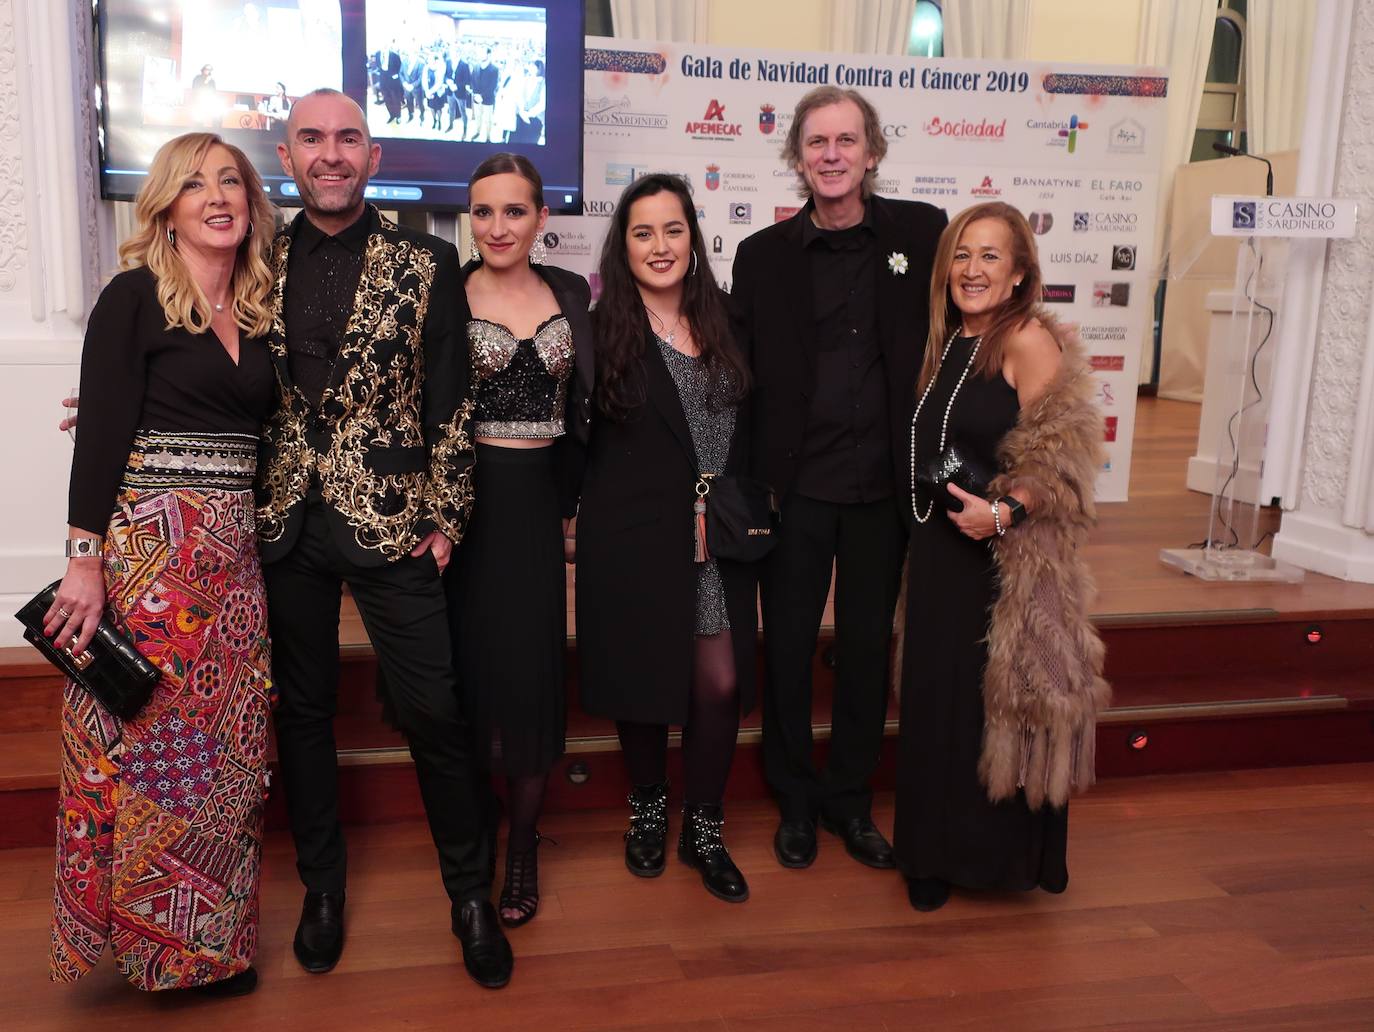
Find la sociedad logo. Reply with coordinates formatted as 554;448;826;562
686;99;742;140
923;116;1006;140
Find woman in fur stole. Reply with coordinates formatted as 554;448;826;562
893;202;1109;912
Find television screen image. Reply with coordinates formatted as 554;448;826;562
95;0;584;212
366;2;548;146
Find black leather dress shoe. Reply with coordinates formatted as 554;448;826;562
452;899;513;989
293;891;345;974
773;818;818;869
907;876;951;912
820;815;895;869
192;966;258;997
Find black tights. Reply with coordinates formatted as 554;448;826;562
617;631;740;805
476;768;547;854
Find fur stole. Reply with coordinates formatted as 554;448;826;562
980;327;1110;810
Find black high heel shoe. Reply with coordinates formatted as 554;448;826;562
624;782;669;877
499;832;552;927
678;803;749;903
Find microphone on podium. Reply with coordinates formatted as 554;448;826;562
1212;141;1274;197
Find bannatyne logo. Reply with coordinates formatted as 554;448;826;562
705;164;721;191
759;104;777;135
686;99;742;139
923;116;1006;140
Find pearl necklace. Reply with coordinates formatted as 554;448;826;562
909;329;982;523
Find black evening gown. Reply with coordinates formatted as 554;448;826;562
892;335;1069;892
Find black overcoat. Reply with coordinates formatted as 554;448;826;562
575;321;757;726
729;195;948;501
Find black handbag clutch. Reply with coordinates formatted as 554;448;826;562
914;440;996;512
696;474;781;563
15;580;160;720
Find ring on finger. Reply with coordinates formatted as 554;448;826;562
58;607;72;618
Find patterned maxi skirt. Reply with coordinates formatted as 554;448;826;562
50;431;273;991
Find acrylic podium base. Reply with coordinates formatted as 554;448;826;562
1159;547;1306;583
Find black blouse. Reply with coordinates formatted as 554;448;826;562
67;266;275;533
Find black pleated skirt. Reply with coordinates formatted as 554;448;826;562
446;443;567;776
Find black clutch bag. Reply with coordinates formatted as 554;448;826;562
914;440;997;512
15;580;160;720
696;474;781;563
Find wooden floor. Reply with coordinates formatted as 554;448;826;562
3;762;1373;1030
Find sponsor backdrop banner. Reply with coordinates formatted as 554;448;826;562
544;38;1169;501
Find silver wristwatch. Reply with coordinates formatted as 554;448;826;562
65;536;103;558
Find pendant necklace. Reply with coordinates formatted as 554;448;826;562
909;328;982;523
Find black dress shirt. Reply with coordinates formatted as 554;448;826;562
793;202;893;503
68;266;274;533
285;206;372;407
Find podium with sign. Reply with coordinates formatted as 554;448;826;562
1160;194;1358;582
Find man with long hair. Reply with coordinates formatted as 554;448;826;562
730;87;947;872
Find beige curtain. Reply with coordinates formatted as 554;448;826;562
828;0;918;55
1246;0;1317;154
942;0;1031;59
610;0;709;42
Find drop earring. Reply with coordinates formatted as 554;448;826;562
469;236;481;262
529;234;547;265
689;250;698;276
166;225;176;247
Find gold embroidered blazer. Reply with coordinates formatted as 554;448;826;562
256;207;474;566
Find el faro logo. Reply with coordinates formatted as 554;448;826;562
686;99;742;138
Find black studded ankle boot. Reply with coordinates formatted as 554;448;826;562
624;781;669;877
678;803;749;903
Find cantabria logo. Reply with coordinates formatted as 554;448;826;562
758;104;777;134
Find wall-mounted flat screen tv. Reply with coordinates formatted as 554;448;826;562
93;0;585;212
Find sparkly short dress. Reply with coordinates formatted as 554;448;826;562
447;315;574;776
893;335;1069;892
655;335;734;635
53;266;275;990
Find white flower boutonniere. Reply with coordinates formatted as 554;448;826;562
888;252;909;275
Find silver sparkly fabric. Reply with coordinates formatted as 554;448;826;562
655;336;736;636
468;315;574;438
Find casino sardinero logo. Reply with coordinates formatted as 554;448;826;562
686;99;742;141
1232;201;1257;229
585;95;670;133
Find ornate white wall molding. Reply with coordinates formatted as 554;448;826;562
9;0;102;328
1271;0;1374;581
0;0;29;296
1260;0;1354;509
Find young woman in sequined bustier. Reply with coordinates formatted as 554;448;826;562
445;153;593;929
575;173;758;904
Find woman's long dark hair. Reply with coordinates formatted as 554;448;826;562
593;173;749;419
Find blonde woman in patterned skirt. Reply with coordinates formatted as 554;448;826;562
44;132;277;995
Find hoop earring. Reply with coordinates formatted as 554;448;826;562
469;236;481;262
166;226;176;248
529;234;548;265
246;220;254;238
689;250;698;277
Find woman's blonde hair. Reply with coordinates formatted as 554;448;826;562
118;132;276;337
918;201;1050;395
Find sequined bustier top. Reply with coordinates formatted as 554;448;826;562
467;315;574;438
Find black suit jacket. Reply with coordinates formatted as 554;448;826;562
576;316;756;725
256;207;473;567
456;261;594;516
730;195;947;501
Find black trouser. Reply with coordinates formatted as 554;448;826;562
759;493;906;824
266;499;489;904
